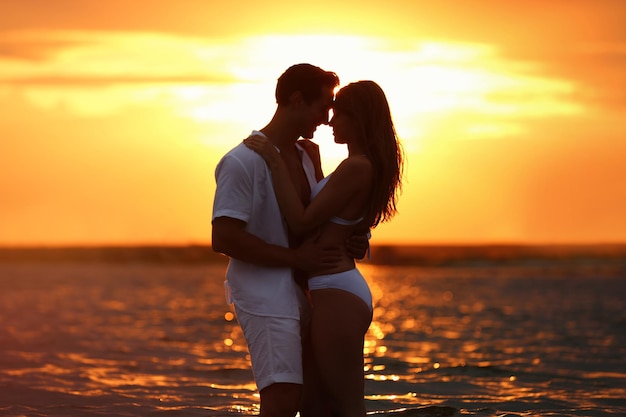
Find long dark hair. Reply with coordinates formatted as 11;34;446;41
334;80;404;228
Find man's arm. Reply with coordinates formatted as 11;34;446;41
212;216;340;271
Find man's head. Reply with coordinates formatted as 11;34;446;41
275;64;339;139
276;63;339;106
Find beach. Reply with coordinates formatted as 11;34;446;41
0;247;625;416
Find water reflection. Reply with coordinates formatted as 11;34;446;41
359;262;626;414
0;262;624;416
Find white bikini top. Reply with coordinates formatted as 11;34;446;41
310;175;364;226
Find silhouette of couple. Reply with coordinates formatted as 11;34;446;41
212;63;403;417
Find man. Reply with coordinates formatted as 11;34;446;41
212;64;365;416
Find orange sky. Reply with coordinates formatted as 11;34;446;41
1;0;625;246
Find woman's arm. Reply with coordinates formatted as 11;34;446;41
244;136;371;236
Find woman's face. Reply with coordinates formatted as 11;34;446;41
329;108;358;145
297;86;335;139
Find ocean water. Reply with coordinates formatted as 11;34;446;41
0;260;624;416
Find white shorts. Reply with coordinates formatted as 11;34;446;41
234;306;303;391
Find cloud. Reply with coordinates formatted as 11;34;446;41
503;41;626;111
0;30;253;117
0;30;242;87
1;74;236;87
571;43;626;109
0;37;83;61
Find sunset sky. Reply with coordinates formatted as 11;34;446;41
1;0;625;246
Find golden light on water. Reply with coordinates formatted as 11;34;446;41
2;258;624;414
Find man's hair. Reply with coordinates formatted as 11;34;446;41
275;63;339;106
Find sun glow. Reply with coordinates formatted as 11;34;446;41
4;31;582;151
153;34;582;172
3;26;615;246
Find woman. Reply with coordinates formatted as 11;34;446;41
244;80;403;416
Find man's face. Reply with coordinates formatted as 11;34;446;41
299;86;335;139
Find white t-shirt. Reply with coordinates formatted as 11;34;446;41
212;131;318;318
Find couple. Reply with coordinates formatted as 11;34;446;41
212;63;403;416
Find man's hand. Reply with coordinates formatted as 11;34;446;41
294;240;342;272
345;230;370;260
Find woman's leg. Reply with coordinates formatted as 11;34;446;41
300;300;332;417
310;288;372;417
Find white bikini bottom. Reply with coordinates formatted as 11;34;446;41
308;268;372;311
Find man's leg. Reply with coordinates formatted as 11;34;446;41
260;383;302;417
234;306;304;417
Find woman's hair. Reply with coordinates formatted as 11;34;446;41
334;81;404;228
275;63;339;106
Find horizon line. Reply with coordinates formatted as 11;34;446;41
2;242;626;249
